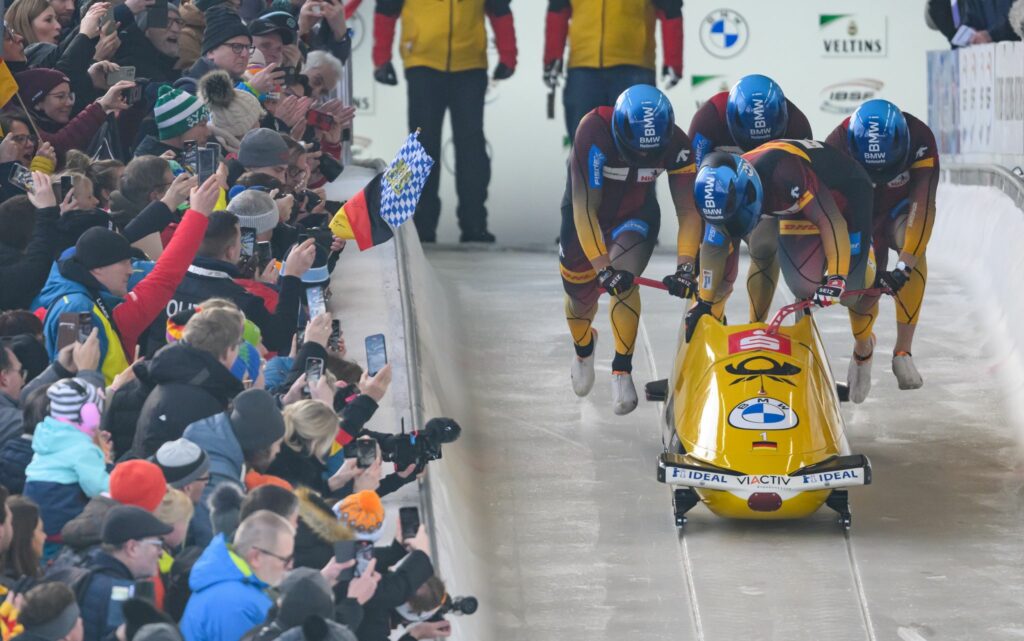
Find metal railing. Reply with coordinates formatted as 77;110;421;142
942;163;1024;210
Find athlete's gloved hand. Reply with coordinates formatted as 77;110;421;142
543;59;562;89
373;62;398;86
663;263;697;299
598;267;635;296
812;275;847;307
685;300;713;343
493;62;514;81
878;264;911;293
662;65;681;90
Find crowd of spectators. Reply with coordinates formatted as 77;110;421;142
926;0;1024;45
0;0;472;638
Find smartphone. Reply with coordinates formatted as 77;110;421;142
196;147;216;185
180;140;197;174
256;241;272;271
100;5;116;34
328;319;341;351
318;154;343;182
206;142;222;161
54;175;72;202
333;540;356;581
77;312;92;343
304;356;324;395
279;66;295;85
365;334;387;376
56;313;79;350
306;286;326;319
240;227;256;257
355;439;376;469
8;163;32;193
106;66;135;85
147;0;167;29
302;189;322;212
305;109;334;132
354;541;373;577
121;84;142;106
399;506;420;541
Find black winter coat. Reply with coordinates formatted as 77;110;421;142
0;206;61;311
130;342;244;457
355;543;434;641
0;435;33;494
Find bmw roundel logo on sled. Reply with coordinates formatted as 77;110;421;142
699;9;749;59
729;397;799;430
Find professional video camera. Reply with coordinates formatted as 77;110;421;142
379;418;462;469
438;595;478;617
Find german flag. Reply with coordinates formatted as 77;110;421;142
328;173;394;250
0;61;18;111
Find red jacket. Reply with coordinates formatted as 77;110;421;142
113;209;209;357
38;103;107;163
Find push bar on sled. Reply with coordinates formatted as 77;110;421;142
658;452;872;492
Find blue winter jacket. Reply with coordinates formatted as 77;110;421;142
182;412;244;548
23;416;109;536
179;534;272;641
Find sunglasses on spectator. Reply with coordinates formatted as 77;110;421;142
223;43;256;56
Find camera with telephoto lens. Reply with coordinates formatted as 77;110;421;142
379;418;462;469
438;595;478;617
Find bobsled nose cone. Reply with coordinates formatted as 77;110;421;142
612;371;638;415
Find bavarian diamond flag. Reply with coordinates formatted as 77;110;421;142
329;131;435;250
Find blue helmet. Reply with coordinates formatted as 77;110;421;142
694;152;764;238
726;74;789;151
611;84;675;164
847;99;911;181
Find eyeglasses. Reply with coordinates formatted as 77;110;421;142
138;538;164;549
195;475;211;483
9;134;37;146
223;42;255;56
46;91;75;104
254;546;293;566
168;17;185;28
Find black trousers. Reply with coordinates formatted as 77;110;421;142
405;67;491;239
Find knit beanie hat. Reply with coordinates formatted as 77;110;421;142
154;84;210;141
110;460;168;512
229;388;286;451
47;378;103;435
14;68;69;106
208;483;243;538
134;624;184;641
277;617;358;641
194;0;227;13
227;188;279;235
333;491;384;540
277;568;334;629
153;438;210;489
75;227;133;269
201;6;250;55
200;71;263;154
238;128;289;169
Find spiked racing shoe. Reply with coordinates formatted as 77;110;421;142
571;330;597;397
612;370;638;415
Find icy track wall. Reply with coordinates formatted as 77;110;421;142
930;182;1024;436
393;229;495;641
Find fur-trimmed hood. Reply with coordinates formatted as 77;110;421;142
296;487;353;544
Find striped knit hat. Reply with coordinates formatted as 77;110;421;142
154;84;210;141
47;377;103;434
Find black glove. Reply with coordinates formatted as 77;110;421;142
812;275;846;307
373;62;398;86
878;264;911;292
685;300;713;343
597;267;635;296
663;263;697;299
493;62;514;80
543;59;562;88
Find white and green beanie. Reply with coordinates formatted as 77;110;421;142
154;84;210;141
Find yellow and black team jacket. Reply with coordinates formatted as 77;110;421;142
544;0;682;74
373;0;517;73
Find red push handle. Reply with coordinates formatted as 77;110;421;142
766;287;889;334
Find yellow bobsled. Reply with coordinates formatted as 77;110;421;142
651;305;871;529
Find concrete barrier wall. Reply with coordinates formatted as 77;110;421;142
929;183;1024;438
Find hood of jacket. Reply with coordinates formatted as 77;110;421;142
32;416;94;456
108;190;148;228
138;343;243;399
182;412;243;481
188;533;268;593
36;259;122;312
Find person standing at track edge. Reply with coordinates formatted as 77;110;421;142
561;85;695;416
672;74;814;323
693;141;882;403
825;100;939;391
543;0;683;140
372;0;518;244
